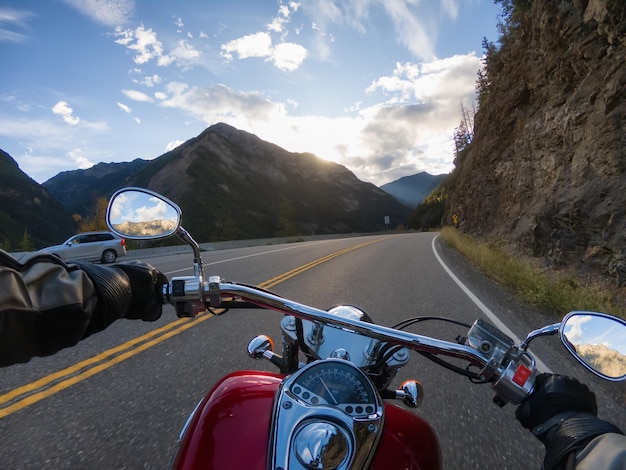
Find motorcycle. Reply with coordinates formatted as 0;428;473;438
106;187;626;470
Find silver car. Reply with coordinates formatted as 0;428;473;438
40;231;126;263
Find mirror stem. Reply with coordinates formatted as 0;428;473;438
520;323;560;350
176;226;206;304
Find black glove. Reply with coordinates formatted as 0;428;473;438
516;373;623;470
114;261;167;321
76;261;167;335
516;373;597;436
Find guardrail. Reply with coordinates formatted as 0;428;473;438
12;231;409;262
123;233;369;260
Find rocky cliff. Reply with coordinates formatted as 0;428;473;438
447;0;626;284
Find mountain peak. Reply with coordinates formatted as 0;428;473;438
42;123;410;243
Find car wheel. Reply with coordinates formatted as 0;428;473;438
101;249;117;264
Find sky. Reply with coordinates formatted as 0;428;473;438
0;0;502;186
563;314;626;356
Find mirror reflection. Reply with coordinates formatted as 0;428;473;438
107;189;181;239
561;312;626;380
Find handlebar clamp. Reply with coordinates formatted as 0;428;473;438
208;276;222;308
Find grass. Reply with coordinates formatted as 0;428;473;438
440;226;625;319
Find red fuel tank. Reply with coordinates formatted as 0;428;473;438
171;371;441;470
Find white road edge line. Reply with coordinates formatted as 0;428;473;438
431;234;552;373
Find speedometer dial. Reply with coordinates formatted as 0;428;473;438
270;359;385;469
290;361;376;416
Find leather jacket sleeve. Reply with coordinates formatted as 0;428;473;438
573;433;626;470
0;249;110;366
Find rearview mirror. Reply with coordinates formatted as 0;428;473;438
106;187;181;240
560;311;626;381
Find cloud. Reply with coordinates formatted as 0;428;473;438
563;315;592;345
302;0;464;61
116;102;140;123
0;112;109;181
116;102;132;113
381;0;434;59
0;116;72;145
64;0;135;27
148;47;480;185
131;73;161;88
151;79;459;184
270;42;308;71
113;24;199;68
220;2;307;72
367;54;481;105
52;101;80;125
114;25;167;64
67;148;95;169
158;82;282;123
122;89;152;102
170;39;201;68
221;32;307;72
221;32;273;60
0;8;34;43
442;0;460;20
267;1;300;33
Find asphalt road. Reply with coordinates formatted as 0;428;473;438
1;232;624;469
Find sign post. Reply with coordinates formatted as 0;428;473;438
384;215;390;232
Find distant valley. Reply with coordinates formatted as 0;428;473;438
380;173;446;208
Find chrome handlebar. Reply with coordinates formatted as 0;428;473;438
165;274;536;405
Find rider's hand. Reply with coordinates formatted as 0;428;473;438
516;373;597;434
516;373;623;470
76;261;167;336
114;261;167;321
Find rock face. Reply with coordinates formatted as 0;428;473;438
447;0;626;283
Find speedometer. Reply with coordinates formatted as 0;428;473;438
270;359;384;469
290;360;377;416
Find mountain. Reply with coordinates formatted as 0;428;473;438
43;159;150;216
576;344;626;379
0;150;76;249
45;123;411;242
445;1;626;283
380;172;447;208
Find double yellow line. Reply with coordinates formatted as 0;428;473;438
258;238;382;289
0;238;384;419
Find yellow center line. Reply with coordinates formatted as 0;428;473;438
0;237;387;419
0;311;218;419
258;238;383;289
